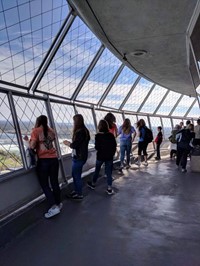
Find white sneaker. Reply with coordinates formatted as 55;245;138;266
143;162;148;166
181;168;187;173
58;203;63;211
44;206;60;219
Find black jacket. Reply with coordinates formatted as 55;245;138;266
70;127;90;161
176;129;195;150
95;132;117;161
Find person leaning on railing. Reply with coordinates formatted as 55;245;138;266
30;115;62;219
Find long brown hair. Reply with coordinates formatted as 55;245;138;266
122;118;131;134
98;120;109;133
35;115;48;138
72;114;88;140
104;112;116;129
137;119;146;129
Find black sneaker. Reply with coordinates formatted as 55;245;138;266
87;181;95;190
72;194;83;200
66;190;77;198
106;188;114;195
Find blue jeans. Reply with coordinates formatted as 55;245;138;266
72;158;86;195
37;158;60;207
120;139;132;165
93;160;113;186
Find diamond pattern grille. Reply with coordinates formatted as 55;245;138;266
38;17;101;98
0;92;22;175
51;102;75;155
0;0;68;86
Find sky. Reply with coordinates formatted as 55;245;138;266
0;0;199;118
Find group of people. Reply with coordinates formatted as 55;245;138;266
169;119;200;173
26;113;163;219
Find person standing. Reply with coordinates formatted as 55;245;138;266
118;118;136;169
179;121;184;129
103;112;117;176
154;126;163;160
63;114;90;200
104;112;118;137
176;124;195;172
135;119;149;166
87;120;116;195
169;124;180;159
30;115;62;218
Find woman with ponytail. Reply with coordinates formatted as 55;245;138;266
30;115;62;218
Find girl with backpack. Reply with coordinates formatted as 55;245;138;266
135;119;149;166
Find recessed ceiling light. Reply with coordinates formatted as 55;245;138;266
131;50;147;57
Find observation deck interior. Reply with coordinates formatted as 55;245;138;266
1;158;200;266
1;0;200;265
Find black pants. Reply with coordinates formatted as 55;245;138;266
170;149;177;158
176;147;190;169
156;143;161;159
37;158;60;207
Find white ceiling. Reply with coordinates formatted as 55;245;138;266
69;0;199;97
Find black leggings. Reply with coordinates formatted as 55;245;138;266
138;141;148;156
37;158;60;207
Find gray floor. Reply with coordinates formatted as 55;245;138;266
1;158;200;266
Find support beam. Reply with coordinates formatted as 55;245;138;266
153;90;170;115
7;91;28;169
71;44;105;101
119;76;141;110
137;84;156;113
184;98;197;117
169;95;183;116
31;13;76;92
98;64;124;107
45;96;67;183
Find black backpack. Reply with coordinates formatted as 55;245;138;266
144;127;153;143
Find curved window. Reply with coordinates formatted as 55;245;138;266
95;110;110;125
38;17;101;98
77;48;121;104
0;93;23;175
161;118;172;139
172;95;195;116
102;67;138;109
0;0;69;86
51;102;75;155
149;117;161;137
140;85;167;114
123;78;153;111
185;100;199;118
156;91;181;115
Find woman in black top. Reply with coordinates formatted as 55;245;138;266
87;120;117;195
64;114;90;200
